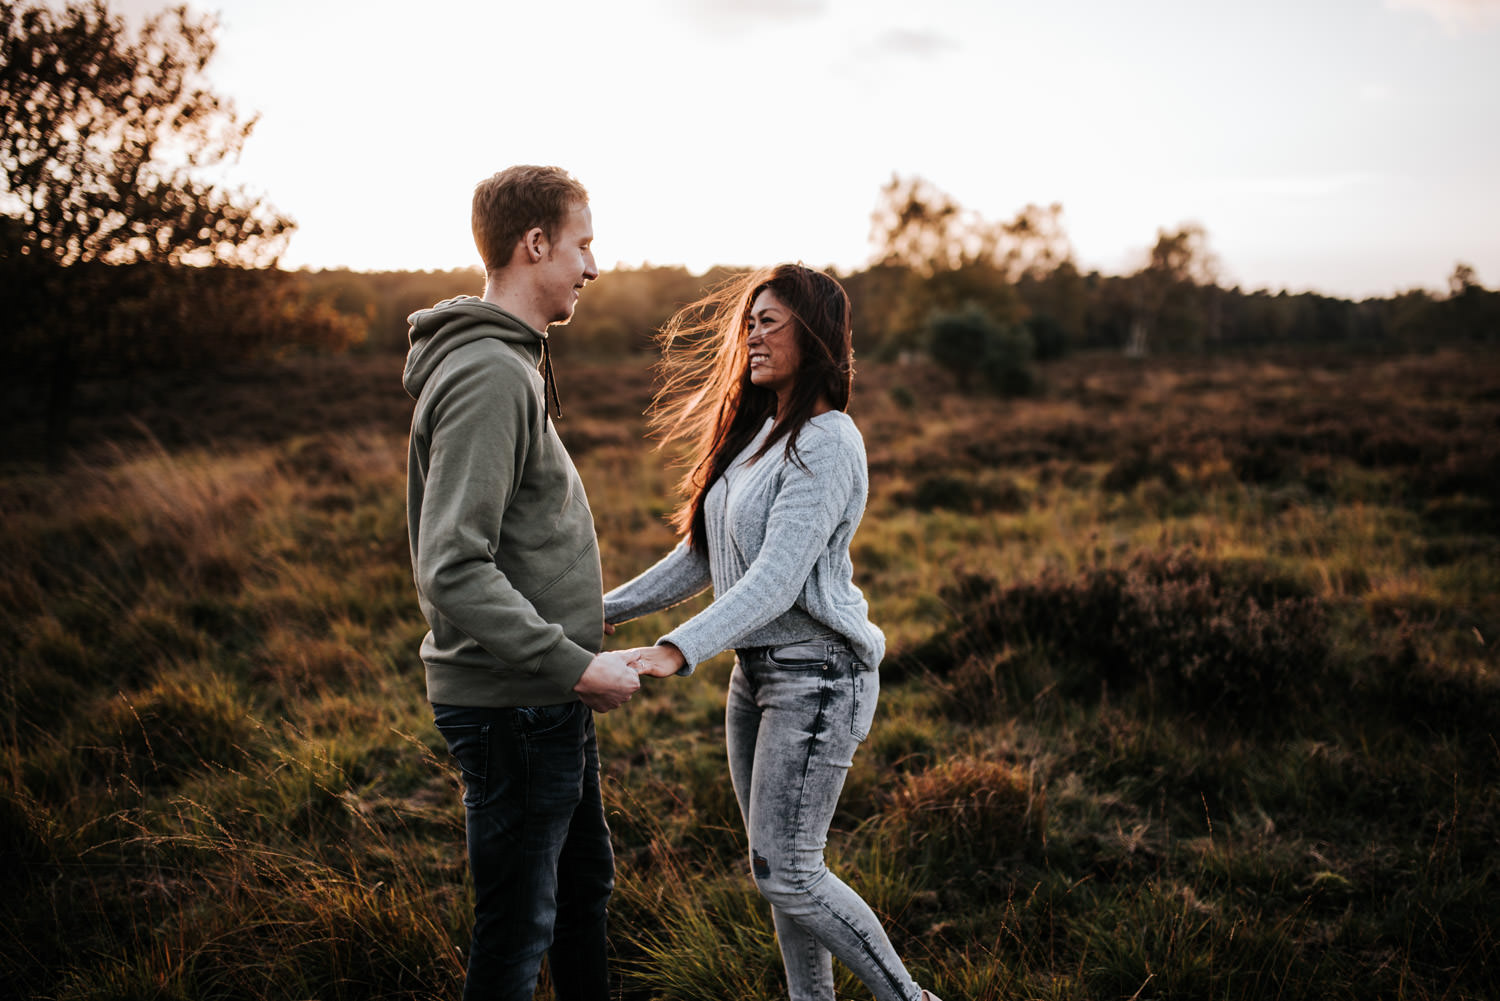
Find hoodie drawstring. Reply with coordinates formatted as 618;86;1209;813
540;336;563;424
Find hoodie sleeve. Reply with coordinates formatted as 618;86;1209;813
412;345;595;690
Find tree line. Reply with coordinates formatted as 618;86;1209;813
4;0;1497;464
297;206;1496;365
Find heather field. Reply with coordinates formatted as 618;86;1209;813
3;346;1498;1000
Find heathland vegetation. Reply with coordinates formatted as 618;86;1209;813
3;340;1497;999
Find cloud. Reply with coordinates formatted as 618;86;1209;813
864;27;960;58
1206;173;1382;198
702;0;827;12
1385;0;1500;32
666;0;829;30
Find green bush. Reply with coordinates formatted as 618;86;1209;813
926;304;1037;397
1026;312;1069;361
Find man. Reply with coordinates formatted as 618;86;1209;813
404;165;638;1000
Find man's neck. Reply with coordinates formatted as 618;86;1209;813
481;279;547;333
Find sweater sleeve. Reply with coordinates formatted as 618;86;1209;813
604;539;712;626
660;431;858;670
413;349;594;690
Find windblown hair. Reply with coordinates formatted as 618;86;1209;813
650;263;855;551
471;165;588;274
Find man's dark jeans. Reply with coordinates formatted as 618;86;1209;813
433;701;613;1001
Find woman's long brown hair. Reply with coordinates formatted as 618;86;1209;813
648;264;855;552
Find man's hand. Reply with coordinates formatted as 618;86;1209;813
623;643;687;678
574;651;640;712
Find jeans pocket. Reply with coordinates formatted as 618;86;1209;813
765;642;829;670
434;721;489;808
514;701;579;736
849;661;879;741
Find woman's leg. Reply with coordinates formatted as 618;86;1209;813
733;645;921;1001
727;659;837;999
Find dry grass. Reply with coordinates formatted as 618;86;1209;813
3;344;1499;999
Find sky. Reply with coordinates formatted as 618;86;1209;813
109;0;1500;299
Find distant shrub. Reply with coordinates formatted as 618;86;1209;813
1420;496;1497;535
902;472;1030;514
979;322;1038;396
1419;438;1500;508
1229;441;1299;485
926;304;1037;397
1042;422;1117;462
1026;312;1069;361
1356;430;1431;468
1100;447;1183;493
909;551;1328;728
927;305;993;390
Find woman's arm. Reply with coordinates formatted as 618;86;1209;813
657;433;859;669
603;539;712;627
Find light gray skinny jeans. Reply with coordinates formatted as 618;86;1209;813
726;638;922;1001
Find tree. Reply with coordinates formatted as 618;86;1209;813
1128;222;1219;354
1442;262;1499;342
867;174;1032;353
1;0;300;463
869;174;1075;284
992;201;1073;284
1;0;291;268
869;173;972;277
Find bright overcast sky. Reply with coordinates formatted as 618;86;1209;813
111;0;1500;299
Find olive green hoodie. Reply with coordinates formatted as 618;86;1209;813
404;296;602;707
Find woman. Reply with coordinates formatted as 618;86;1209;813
605;264;942;1001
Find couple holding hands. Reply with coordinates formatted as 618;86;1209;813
404;165;943;1001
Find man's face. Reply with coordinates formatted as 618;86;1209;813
538;202;598;327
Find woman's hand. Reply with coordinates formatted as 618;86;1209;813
623;643;687;678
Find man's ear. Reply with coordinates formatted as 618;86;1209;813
524;226;547;263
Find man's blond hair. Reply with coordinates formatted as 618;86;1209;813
472;166;589;273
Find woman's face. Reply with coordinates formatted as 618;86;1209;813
746;287;802;403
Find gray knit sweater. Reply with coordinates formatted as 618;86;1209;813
604;410;885;673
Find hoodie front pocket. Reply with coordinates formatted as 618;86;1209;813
530;539;598;602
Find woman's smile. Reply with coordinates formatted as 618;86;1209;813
745;289;800;400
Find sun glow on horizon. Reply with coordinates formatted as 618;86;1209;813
125;0;1500;300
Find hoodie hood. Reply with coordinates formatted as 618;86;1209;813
403;296;547;400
